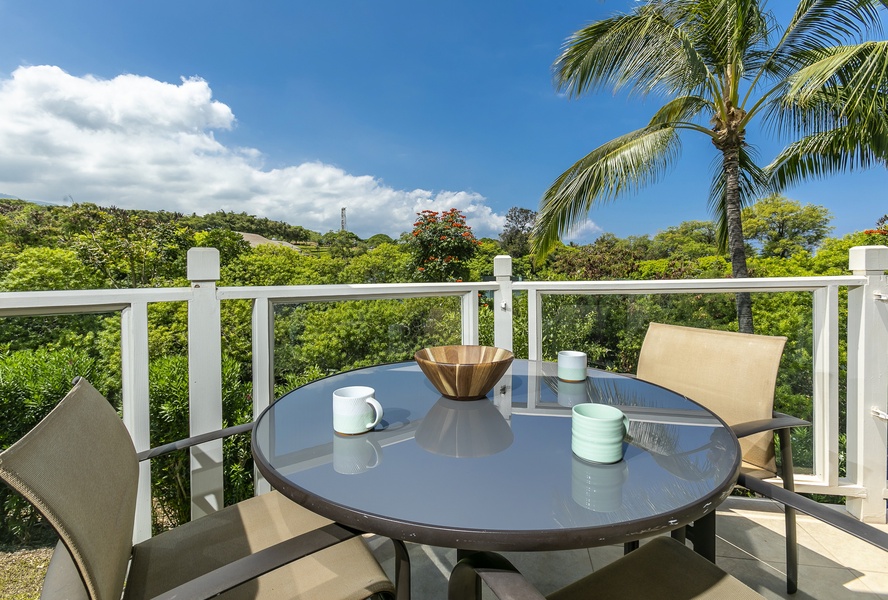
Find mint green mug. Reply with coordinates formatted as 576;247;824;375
571;403;629;464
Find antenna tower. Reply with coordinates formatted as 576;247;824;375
341;207;347;232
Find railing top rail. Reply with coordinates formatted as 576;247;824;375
514;275;866;295
0;274;870;317
0;287;193;317
218;282;498;302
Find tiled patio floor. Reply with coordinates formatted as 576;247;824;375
367;497;888;599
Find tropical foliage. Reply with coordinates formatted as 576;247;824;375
535;0;888;333
0;196;881;542
407;208;480;281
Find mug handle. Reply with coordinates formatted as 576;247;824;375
367;439;382;469
622;415;630;440
365;397;383;430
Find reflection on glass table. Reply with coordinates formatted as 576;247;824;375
414;397;513;458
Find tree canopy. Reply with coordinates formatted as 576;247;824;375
534;0;888;333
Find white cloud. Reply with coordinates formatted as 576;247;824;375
0;65;505;238
562;219;603;244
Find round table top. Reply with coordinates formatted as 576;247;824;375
252;360;740;552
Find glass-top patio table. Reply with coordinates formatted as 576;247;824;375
252;359;740;557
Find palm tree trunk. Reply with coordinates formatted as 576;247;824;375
722;145;754;334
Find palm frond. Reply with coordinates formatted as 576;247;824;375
648;95;714;126
762;87;843;138
553;4;712;100
771;0;888;74
784;41;888;118
763;41;888;145
532;125;681;258
767;123;888;190
691;0;770;74
708;145;769;251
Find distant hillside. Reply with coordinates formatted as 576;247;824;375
238;232;304;252
0;195;57;206
0;198;328;245
185;210;320;244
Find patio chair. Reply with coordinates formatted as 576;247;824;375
0;377;405;600
450;480;888;600
449;536;766;599
636;322;809;594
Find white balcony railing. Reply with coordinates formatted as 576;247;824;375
1;246;886;544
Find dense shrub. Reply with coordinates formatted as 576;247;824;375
0;347;100;543
148;354;253;532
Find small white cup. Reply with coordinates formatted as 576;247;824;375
333;434;382;474
558;350;588;382
332;386;383;435
571;403;629;464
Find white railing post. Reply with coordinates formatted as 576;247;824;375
527;289;542;361
493;256;513;351
846;245;888;523
187;248;224;519
461;290;479;345
812;285;840;487
121;301;152;542
251;298;275;495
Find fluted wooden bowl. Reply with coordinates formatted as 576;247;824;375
414;345;514;400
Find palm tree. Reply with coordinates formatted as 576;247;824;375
533;0;888;333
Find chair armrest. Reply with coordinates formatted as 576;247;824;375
738;474;888;553
137;422;254;461
449;552;546;600
149;522;361;600
731;413;810;439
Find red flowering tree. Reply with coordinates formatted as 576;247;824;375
407;208;479;281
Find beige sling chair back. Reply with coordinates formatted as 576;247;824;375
0;378;396;600
637;322;807;594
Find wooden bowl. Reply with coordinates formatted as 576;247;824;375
414;345;514;400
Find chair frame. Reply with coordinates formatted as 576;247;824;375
21;396;411;600
634;322;809;593
135;423;411;600
452;480;888;599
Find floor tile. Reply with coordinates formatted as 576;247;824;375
718;556;879;600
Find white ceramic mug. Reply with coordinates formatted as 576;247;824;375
333;433;382;474
571;403;629;464
558;350;588;382
332;386;383;435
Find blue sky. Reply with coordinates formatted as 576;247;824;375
0;0;884;241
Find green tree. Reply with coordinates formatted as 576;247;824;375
320;230;367;259
0;248;109;355
534;1;888;333
64;204;194;287
407;209;480;282
547;234;648;280
0;200;62;249
193;229;252;267
499;207;537;257
340;243;412;283
742;195;833;258
366;233;395;247
649;221;719;261
0;247;103;291
293;298;462;373
222;244;330;287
